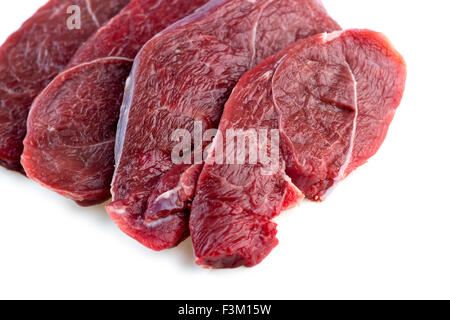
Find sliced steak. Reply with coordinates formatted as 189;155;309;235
21;0;208;206
107;0;340;250
0;0;130;172
190;29;407;268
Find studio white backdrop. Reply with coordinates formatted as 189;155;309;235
0;0;449;300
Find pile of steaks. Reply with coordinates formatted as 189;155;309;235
0;0;406;268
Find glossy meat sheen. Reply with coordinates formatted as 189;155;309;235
0;0;130;172
107;0;340;250
21;0;208;206
190;30;407;268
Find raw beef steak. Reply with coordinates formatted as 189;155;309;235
21;0;208;206
190;29;407;268
107;0;340;250
0;0;130;172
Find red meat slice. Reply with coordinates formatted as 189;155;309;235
107;0;340;250
0;0;131;172
190;29;407;268
21;0;209;206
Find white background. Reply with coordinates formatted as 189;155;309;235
0;0;449;300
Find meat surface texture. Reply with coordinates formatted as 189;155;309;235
107;0;340;250
21;0;209;206
190;29;407;268
0;0;131;172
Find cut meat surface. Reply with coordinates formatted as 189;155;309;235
190;29;407;268
21;0;209;206
0;0;131;172
107;0;340;250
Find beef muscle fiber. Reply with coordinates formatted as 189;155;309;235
190;30;407;268
107;0;340;250
0;0;130;172
21;0;209;206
